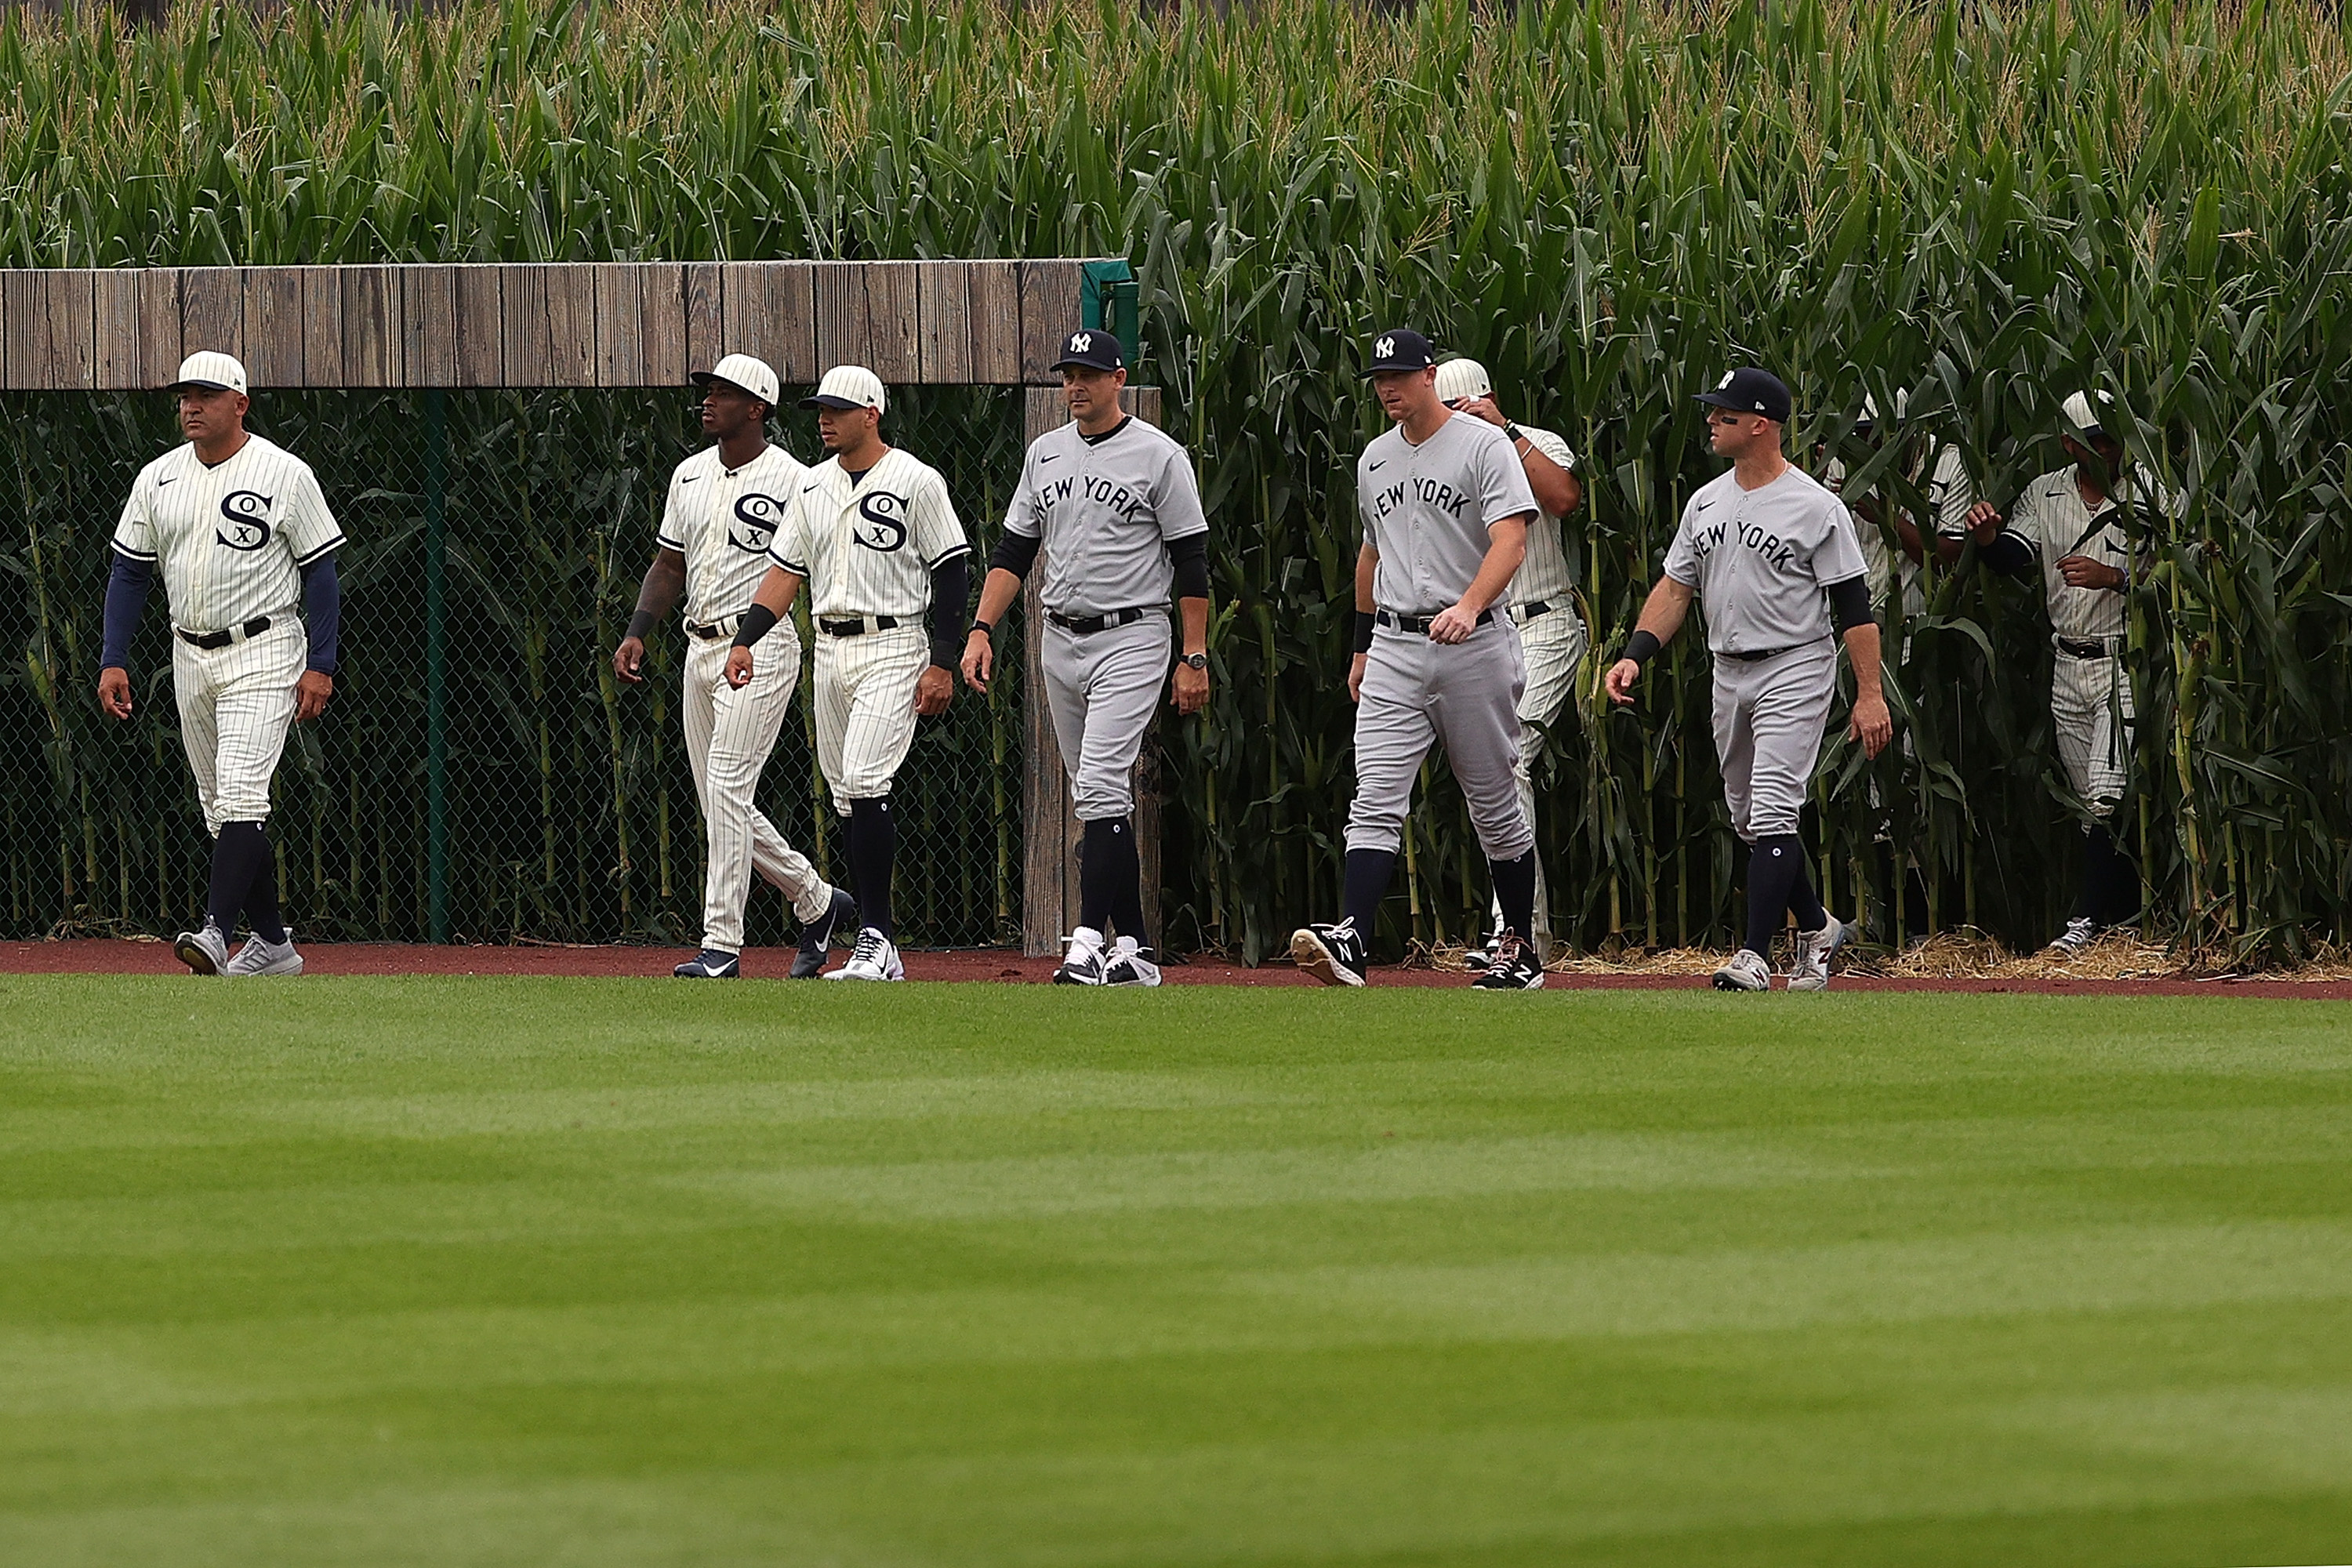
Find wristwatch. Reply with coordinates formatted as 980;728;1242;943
1181;652;1208;671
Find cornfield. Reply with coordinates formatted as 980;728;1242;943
1;0;2347;963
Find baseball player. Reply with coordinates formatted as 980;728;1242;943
1432;358;1587;963
612;353;852;980
726;365;970;982
961;329;1212;987
96;351;343;977
1290;328;1544;990
1603;368;1893;992
1957;390;2168;953
1821;392;1977;625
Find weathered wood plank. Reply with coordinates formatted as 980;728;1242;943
178;268;244;364
498;264;552;387
967;261;1022;383
812;262;873;377
401;265;458;387
1018;260;1085;383
862;260;920;383
593;264;644;388
916;260;974;385
93;269;146;390
340;266;402;387
38;270;98;390
298;266;346;387
637;263;687;387
541;262;597;387
136;267;183;387
453;265;503;387
684;263;724;375
241;267;306;386
724;261;816;383
2;271;42;390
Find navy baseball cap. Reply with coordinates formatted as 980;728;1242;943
1362;328;1437;377
1051;328;1123;372
1696;367;1794;424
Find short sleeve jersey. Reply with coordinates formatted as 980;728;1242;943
1823;442;1974;621
655;441;808;624
1506;423;1578;608
1662;465;1868;655
111;434;344;633
769;446;969;619
1357;413;1539;613
2000;463;2173;641
1004;416;1208;617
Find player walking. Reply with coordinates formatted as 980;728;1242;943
726;365;970;982
612;354;852;979
961;329;1211;987
1956;391;2168;953
1290;328;1545;990
96;352;343;977
1432;358;1588;963
1603;368;1893;993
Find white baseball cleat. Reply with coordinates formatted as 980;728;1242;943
2044;916;2100;956
1787;913;1846;992
824;927;904;982
224;934;304;977
1102;936;1162;988
1053;927;1109;986
1711;948;1773;992
173;922;229;976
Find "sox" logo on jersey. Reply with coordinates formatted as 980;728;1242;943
852;492;909;552
216;491;274;551
729;492;784;554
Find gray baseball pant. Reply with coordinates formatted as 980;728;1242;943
1042;615;1168;820
1709;639;1838;842
1346;619;1534;861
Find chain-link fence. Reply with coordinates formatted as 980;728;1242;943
0;387;1027;948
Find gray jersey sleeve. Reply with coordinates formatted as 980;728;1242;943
1661;492;1704;585
1003;443;1043;540
1811;497;1868;586
1154;443;1208;540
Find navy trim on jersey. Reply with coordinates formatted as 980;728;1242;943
925;543;973;569
111;541;158;563
294;535;347;568
774;555;811;576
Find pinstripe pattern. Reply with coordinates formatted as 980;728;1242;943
770;447;969;620
656;443;806;625
1504;425;1579;608
111;435;343;633
682;628;829;953
171;619;305;836
2053;651;2132;815
814;626;929;806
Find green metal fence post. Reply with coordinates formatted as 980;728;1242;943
424;390;449;942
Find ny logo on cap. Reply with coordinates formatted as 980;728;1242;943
1719;372;1737;389
1069;332;1091;354
1377;336;1396;358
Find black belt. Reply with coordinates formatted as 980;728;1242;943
176;615;272;650
1047;607;1152;634
1376;608;1494;635
818;615;902;637
684;615;742;641
1719;637;1828;664
2056;636;2121;659
1519;599;1555;622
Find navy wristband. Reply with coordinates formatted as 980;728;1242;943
1624;629;1662;666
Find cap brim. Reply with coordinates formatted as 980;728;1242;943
801;394;872;410
691;373;768;401
1051;358;1120;372
1361;364;1428;379
166;379;239;394
1693;390;1745;410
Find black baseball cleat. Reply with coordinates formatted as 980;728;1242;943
791;887;855;978
1471;931;1544;990
1289;919;1368;987
674;949;741;978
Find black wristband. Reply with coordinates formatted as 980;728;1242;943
1504;423;1525;443
1624;629;1662;666
731;604;780;649
1352;609;1377;655
970;619;993;638
625;609;657;643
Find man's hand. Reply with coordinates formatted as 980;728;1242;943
98;666;133;720
915;665;954;717
2056;554;2126;591
295;670;334;723
1348;652;1369;705
1849;690;1893;758
1964;499;2005;545
960;630;994;694
1428;602;1482;644
612;636;647;684
1604;658;1642;706
1454;394;1509;429
724;647;754;688
1172;655;1208;715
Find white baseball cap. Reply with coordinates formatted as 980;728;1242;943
692;353;780;409
803;365;887;416
168;350;247;396
1433;358;1493;404
2063;390;2115;437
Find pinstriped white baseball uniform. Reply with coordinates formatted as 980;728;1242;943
770;446;969;807
111;435;343;836
1999;463;2171;815
657;441;832;955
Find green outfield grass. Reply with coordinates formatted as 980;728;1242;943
2;978;2347;1566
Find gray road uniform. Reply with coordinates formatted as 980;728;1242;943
1991;465;2172;814
1004;415;1208;820
1663;466;1870;844
1348;413;1540;860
